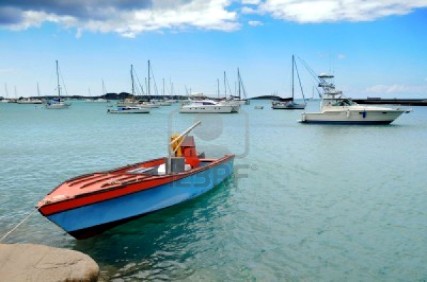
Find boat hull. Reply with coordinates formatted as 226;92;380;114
272;104;305;110
45;103;70;109
107;108;150;114
40;157;234;239
300;107;405;124
272;100;305;110
180;105;238;113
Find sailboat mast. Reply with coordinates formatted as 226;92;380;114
217;79;220;98
292;55;295;100
148;60;151;97
37;82;40;96
224;71;227;97
56;60;61;97
238;68;241;100
131;64;135;95
4;83;9;98
162;78;165;96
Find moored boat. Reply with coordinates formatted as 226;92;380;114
107;106;150;114
272;100;305;109
37;122;234;239
45;60;71;109
272;55;306;110
180;99;239;113
300;73;410;124
17;97;43;104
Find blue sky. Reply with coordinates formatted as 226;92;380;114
1;0;427;99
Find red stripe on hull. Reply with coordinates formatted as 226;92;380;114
39;155;233;216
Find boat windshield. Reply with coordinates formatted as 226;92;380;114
333;99;355;106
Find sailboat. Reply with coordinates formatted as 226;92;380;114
272;55;306;110
46;60;70;109
17;83;43;104
110;65;151;114
228;68;250;105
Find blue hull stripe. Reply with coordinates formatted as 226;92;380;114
300;120;392;125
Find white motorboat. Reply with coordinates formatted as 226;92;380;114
180;99;239;113
300;73;410;124
107;106;150;114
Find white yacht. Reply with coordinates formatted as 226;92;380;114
180;99;239;113
300;74;410;124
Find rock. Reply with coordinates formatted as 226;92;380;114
0;243;99;282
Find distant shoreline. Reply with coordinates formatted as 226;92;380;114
2;94;427;106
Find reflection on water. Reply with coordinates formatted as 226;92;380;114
73;178;234;281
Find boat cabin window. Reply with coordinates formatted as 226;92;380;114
333;99;354;106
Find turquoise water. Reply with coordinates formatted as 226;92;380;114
1;101;426;281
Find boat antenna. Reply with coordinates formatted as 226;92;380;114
296;56;321;85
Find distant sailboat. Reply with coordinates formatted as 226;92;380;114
17;83;43;104
272;55;306;110
228;68;250;105
46;60;70;109
1;84;11;103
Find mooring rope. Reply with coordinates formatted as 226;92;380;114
0;209;37;243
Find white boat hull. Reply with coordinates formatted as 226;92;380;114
17;99;43;104
45;103;70;109
301;106;406;124
108;108;150;114
272;101;305;110
180;105;239;113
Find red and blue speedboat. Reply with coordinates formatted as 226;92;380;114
37;122;234;239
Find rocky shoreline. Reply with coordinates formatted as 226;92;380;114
0;243;99;282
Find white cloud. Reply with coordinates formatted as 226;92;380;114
2;0;427;37
337;53;346;60
241;6;259;14
242;0;261;4
258;0;427;23
248;20;263;27
1;0;238;37
365;84;427;95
